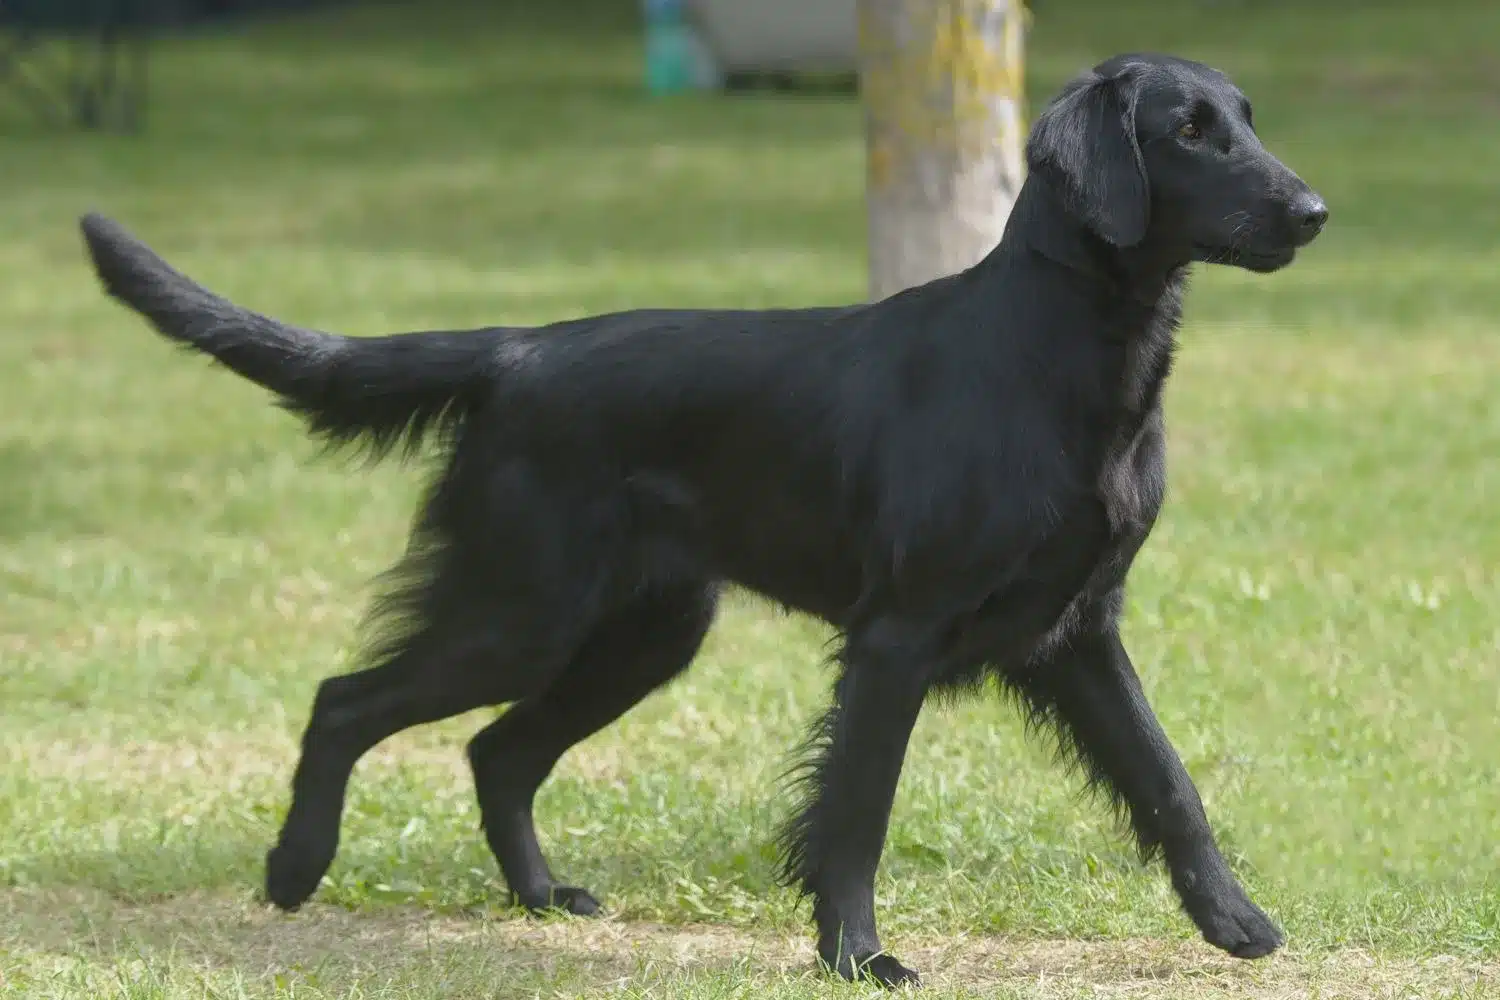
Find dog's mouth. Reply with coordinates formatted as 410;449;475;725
1192;244;1296;273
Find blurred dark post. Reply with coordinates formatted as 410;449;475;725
857;0;1026;299
0;0;154;131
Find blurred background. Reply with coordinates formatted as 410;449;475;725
1;1;1497;997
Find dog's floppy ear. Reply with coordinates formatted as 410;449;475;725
1026;68;1149;247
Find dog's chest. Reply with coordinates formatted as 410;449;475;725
1093;409;1166;568
1094;319;1175;547
1026;340;1173;657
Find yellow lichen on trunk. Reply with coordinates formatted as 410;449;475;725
859;0;1027;299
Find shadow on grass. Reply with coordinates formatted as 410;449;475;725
3;817;794;921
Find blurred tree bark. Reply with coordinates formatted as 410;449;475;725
858;0;1027;300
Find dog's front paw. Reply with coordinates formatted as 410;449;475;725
514;883;602;917
264;840;334;912
1185;883;1283;959
822;949;922;988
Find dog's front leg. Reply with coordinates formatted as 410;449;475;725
1025;617;1284;959
778;618;937;987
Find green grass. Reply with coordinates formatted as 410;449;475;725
3;1;1499;996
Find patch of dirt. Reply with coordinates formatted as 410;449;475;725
2;888;1494;998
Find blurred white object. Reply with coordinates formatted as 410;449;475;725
686;0;857;75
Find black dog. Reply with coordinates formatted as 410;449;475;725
80;53;1325;988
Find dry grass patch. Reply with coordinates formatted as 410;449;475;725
3;889;1494;999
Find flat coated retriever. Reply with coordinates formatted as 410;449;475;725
80;53;1326;987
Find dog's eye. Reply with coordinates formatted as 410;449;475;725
1177;121;1203;141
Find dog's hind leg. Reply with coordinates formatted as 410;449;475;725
263;633;504;911
466;581;718;915
1020;618;1284;960
264;531;583;912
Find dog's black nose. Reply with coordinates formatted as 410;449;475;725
1292;193;1328;241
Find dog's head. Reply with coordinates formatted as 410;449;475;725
1027;54;1326;273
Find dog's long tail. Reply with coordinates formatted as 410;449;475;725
79;212;501;460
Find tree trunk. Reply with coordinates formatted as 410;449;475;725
858;0;1027;301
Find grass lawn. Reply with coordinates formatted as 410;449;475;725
2;0;1498;996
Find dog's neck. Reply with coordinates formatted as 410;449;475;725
980;178;1185;430
992;178;1188;318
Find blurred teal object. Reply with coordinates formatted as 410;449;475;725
643;0;689;93
643;0;717;94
